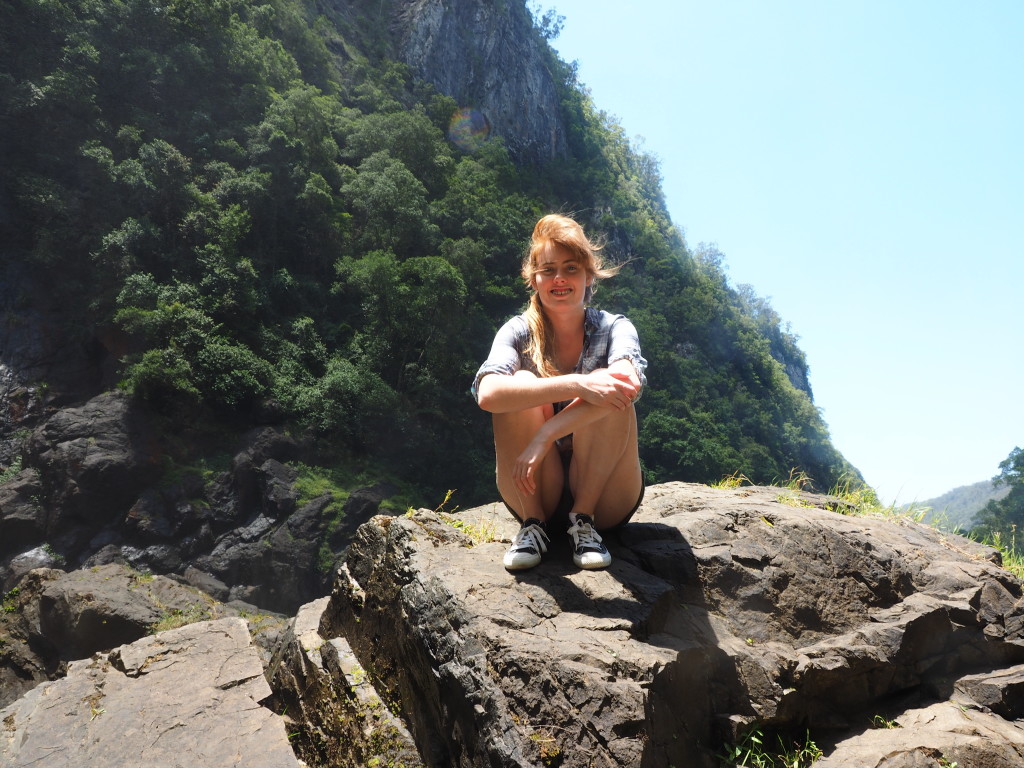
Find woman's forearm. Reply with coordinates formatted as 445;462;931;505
476;372;582;413
535;398;617;445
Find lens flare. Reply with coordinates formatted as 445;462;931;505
448;108;490;153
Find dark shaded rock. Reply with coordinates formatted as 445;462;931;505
0;618;300;768
227;427;299;517
328;482;398;551
259;458;300;518
22;391;162;533
0;468;47;561
193;495;334;614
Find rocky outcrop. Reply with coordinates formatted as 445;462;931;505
0;617;299;768
394;0;569;161
277;483;1024;767
19;392;163;548
6;482;1024;765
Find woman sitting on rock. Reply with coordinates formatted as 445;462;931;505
472;214;647;571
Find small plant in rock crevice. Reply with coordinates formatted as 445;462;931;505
871;714;901;729
0;456;23;485
719;726;822;768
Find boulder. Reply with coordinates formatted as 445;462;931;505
22;391;162;538
0;617;300;768
313;482;1024;767
34;563;222;660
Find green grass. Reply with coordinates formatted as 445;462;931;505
292;461;425;573
712;471;753;490
149;603;215;634
973;528;1024;580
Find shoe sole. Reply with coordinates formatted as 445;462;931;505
574;554;611;569
504;555;541;570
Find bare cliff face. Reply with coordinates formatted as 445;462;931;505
393;0;569;161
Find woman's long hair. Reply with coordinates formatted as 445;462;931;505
522;214;618;378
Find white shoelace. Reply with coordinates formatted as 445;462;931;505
512;522;550;554
568;517;604;550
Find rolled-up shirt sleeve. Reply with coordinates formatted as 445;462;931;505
471;317;528;403
606;316;648;394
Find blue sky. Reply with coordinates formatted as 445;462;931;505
543;0;1023;504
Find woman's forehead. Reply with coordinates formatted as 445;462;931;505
535;242;579;265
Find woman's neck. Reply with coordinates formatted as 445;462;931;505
545;304;586;334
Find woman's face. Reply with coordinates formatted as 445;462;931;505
532;242;592;311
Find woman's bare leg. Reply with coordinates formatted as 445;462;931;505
492;372;564;522
568;404;642;530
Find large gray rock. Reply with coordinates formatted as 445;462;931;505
1;396;390;615
0;617;300;768
314;482;1024;767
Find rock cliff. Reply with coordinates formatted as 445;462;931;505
393;0;569;161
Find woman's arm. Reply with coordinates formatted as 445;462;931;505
476;364;639;414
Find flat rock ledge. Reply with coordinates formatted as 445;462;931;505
0;617;300;768
282;481;1024;768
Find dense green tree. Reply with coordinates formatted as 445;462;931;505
972;447;1024;550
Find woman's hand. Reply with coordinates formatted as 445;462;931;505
576;369;639;410
513;435;554;496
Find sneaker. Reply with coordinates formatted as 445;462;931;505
568;514;612;569
503;518;550;570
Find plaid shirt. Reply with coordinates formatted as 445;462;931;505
472;307;648;403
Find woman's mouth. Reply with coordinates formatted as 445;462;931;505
551;288;572;296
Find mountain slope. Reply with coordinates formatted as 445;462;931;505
912;480;1010;532
0;0;860;504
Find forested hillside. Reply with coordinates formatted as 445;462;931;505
914;478;1010;531
0;0;860;505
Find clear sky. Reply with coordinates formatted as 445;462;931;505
543;0;1023;505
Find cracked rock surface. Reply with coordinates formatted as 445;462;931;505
319;482;1024;767
0;617;299;768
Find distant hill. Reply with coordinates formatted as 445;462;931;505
907;480;1010;532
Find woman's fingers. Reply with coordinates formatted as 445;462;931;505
514;438;552;495
580;370;638;409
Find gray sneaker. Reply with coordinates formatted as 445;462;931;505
503;518;549;570
568;514;611;569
